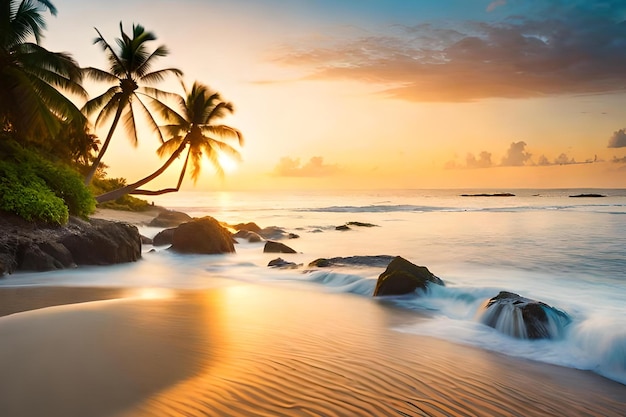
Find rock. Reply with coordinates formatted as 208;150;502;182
232;222;262;233
479;291;571;340
0;212;142;274
19;244;58;271
569;193;606;198
268;257;300;269
336;225;351;231
264;241;297;254
460;193;515;197
60;218;141;265
346;221;378;227
373;256;444;296
148;210;193;227
233;229;263;243
153;228;176;246
140;235;153;244
258;226;288;240
171;216;235;254
309;255;395;268
288;233;300;239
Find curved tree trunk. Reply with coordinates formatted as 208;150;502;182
83;100;126;186
95;140;188;203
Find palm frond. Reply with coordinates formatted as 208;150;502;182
94;92;123;128
83;66;119;84
138;89;187;126
201;125;244;146
16;43;86;97
122;100;139;146
156;135;185;158
132;93;164;143
82;86;119;115
138;67;183;85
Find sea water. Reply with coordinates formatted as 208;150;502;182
3;188;626;385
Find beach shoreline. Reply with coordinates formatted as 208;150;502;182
1;284;625;417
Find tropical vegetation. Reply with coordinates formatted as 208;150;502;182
82;22;182;185
0;0;244;223
95;81;243;203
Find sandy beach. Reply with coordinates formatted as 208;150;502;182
0;283;625;417
1;208;625;416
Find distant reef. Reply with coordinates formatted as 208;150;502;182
569;193;606;198
460;193;515;197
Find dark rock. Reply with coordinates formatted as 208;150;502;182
268;257;300;269
232;222;262;233
153;228;176;246
60;219;141;265
258;226;288;240
569;193;606;198
373;256;444;296
479;291;571;340
288;233;300;239
171;216;235;254
0;212;143;274
460;193;515;197
335;225;351;231
39;242;75;268
346;221;378;227
264;241;297;254
19;243;63;271
148;210;193;227
140;235;153;245
309;255;395;268
233;229;263;243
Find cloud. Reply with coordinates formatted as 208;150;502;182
466;151;493;168
608;129;626;148
273;156;340;177
501;141;532;166
447;142;598;169
487;0;507;13
269;2;626;102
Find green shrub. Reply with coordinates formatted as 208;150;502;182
0;141;95;223
0;161;69;224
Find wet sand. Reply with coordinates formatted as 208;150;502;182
0;284;625;417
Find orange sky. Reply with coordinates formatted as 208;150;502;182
44;0;626;190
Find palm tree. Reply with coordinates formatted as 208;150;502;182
95;81;243;203
0;0;86;139
82;22;182;185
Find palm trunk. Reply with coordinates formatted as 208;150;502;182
125;151;190;196
83;99;126;185
95;141;188;203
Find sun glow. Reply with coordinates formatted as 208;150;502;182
218;154;239;174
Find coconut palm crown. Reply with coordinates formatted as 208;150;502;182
94;81;243;203
82;22;182;184
0;0;86;139
155;81;244;183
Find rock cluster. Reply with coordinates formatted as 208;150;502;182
0;212;141;275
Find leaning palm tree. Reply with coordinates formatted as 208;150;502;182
0;0;86;139
95;81;243;203
82;22;182;185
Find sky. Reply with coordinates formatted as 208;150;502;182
42;0;626;190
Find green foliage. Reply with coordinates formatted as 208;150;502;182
0;141;96;224
0;160;69;224
90;177;151;212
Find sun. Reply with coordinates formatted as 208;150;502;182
218;154;239;173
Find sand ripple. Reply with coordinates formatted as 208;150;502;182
1;285;624;417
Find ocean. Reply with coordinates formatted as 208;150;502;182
3;188;626;386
